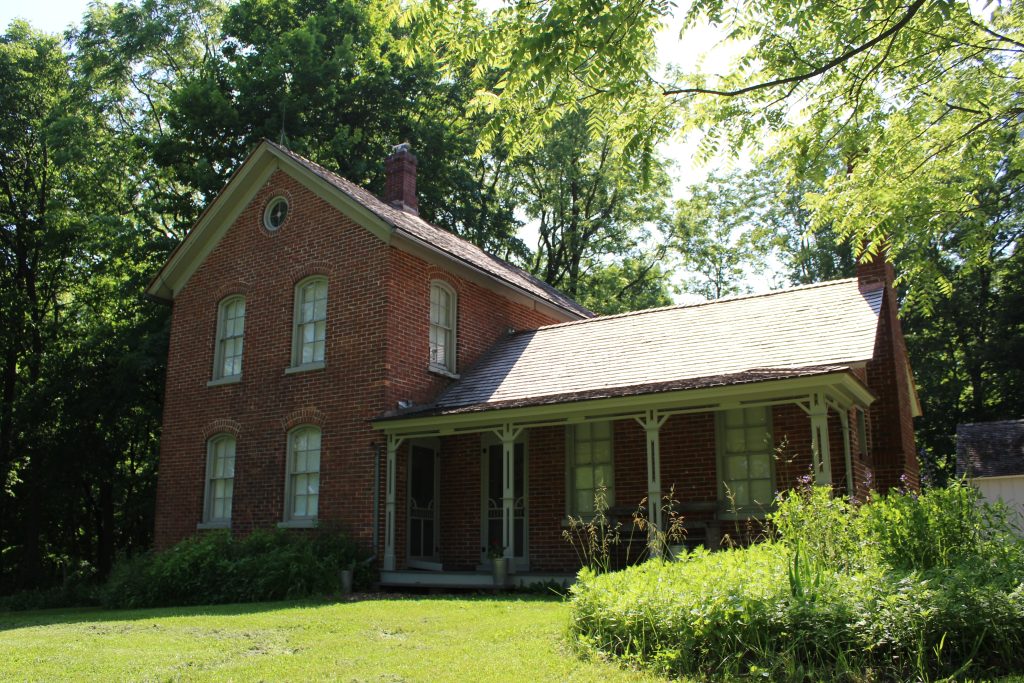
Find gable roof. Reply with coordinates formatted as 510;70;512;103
956;419;1024;478
388;278;883;417
146;140;591;319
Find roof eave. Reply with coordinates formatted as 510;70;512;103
372;369;875;437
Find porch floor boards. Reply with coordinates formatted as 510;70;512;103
379;570;575;590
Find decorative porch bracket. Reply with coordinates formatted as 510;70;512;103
809;392;833;485
635;409;669;552
383;434;405;571
493;424;523;563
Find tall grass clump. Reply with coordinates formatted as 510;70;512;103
102;528;372;609
568;481;1024;681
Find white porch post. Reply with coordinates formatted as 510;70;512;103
495;424;522;563
635;410;668;550
809;392;833;485
840;409;854;496
383;435;403;571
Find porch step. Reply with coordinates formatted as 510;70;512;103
379;570;574;590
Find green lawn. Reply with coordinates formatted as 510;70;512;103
0;595;658;682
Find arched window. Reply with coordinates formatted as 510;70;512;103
429;281;457;373
213;296;245;380
285;426;321;523
292;277;327;368
204;434;236;525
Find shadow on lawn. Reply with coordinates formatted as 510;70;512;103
0;592;565;631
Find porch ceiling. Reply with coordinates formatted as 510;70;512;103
372;368;874;440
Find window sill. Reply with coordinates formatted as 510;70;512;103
427;365;460;380
277;519;317;529
197;521;230;530
207;376;241;387
285;362;325;375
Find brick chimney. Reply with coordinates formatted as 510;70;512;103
384;142;418;215
857;242;895;290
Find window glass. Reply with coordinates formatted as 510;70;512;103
205;436;235;523
294;278;327;366
288;427;320;520
216;297;245;378
720;407;773;509
429;282;456;371
570;422;614;515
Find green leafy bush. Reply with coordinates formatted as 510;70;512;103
102;528;373;609
0;562;101;611
568;482;1024;681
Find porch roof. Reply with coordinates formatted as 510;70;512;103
380;278;882;423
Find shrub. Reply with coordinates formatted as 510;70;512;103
568;482;1024;681
0;561;101;612
102;528;373;609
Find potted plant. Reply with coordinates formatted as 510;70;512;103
487;540;507;587
340;560;355;595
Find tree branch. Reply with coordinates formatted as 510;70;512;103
661;0;927;97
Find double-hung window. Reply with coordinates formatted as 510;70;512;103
203;435;235;526
568;422;614;515
213;296;245;380
719;407;774;515
292;277;327;368
429;281;456;373
285;426;320;523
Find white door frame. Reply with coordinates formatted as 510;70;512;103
479;433;529;572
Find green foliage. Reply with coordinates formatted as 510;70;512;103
669;172;770;299
569;483;1024;681
101;528;373;609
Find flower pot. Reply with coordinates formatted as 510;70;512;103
340;568;354;595
491;557;508;587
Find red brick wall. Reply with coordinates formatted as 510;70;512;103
382;249;559;409
864;284;920;491
154;169;558;551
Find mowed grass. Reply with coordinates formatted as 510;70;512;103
0;595;659;682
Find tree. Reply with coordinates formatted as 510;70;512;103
510;110;672;303
408;0;1024;302
668;172;771;299
1;19;167;589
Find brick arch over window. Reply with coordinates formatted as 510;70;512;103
210;281;250;304
200;418;241;440
288;261;332;284
281;407;326;431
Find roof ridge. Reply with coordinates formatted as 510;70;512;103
527;277;861;332
263;140;591;318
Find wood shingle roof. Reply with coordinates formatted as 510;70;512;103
398;278;884;417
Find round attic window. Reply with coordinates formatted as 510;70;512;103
263;196;289;231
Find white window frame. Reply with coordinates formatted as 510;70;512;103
212;295;245;381
283;425;321;526
716;407;775;519
428;280;457;374
290;276;327;370
201;434;235;528
565;421;615;517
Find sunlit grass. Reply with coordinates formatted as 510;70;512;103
0;595;659;682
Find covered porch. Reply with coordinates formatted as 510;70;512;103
373;369;875;583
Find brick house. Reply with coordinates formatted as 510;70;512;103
148;140;921;586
